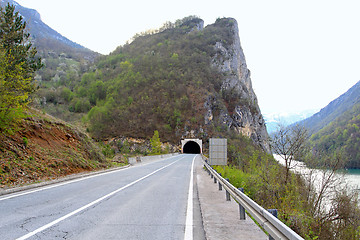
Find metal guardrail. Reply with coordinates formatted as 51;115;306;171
203;160;304;240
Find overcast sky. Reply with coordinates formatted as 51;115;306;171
15;0;360;115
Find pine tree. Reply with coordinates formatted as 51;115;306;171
0;3;42;133
0;3;42;76
150;130;162;155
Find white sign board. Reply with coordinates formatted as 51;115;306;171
209;138;227;165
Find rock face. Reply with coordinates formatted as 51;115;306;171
206;18;270;152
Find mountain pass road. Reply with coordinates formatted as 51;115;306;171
0;154;203;240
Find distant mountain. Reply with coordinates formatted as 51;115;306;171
0;0;98;61
1;0;88;50
296;80;360;134
295;80;360;168
264;109;318;134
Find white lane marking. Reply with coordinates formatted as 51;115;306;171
0;155;181;201
184;155;196;240
15;157;184;240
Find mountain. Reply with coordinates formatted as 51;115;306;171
309;102;360;168
73;16;270;152
4;1;269;153
0;0;95;55
295;80;360;168
296;80;360;134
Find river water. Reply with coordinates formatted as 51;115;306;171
274;155;360;200
342;168;360;191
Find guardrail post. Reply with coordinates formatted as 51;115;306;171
225;178;231;201
238;188;246;220
267;209;278;240
210;173;213;179
214;176;217;183
218;173;223;190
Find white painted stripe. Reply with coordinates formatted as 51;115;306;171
0;155;180;202
15;157;183;240
184;155;196;240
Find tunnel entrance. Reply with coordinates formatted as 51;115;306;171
183;141;201;154
181;139;202;154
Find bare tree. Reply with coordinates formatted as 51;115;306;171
270;123;309;183
271;123;360;238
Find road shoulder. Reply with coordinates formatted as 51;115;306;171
195;157;268;240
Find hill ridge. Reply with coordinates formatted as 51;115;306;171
296;80;360;133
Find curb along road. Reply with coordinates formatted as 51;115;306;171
0;164;131;197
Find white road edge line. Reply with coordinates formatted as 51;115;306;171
15;157;184;240
184;155;196;240
0;155;180;202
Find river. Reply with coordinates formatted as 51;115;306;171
274;155;360;200
342;168;360;191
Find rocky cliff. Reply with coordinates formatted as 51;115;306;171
205;18;270;152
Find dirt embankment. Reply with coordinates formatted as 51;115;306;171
0;111;111;188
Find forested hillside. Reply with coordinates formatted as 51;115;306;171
309;102;360;168
83;17;226;141
35;16;269;151
293;80;360;168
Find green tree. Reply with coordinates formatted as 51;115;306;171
150;130;162;155
0;49;32;132
0;4;42;75
0;3;42;133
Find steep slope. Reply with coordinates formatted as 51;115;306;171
297;80;360;133
77;17;269;151
0;109;111;188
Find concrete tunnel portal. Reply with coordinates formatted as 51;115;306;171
181;139;202;154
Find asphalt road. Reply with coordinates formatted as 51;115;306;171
0;154;203;240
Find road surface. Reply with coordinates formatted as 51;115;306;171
0;154;202;240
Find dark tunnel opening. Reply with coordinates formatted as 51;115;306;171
183;141;201;154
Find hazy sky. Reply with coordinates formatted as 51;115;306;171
15;0;360;115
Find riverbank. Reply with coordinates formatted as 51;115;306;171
273;155;360;199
